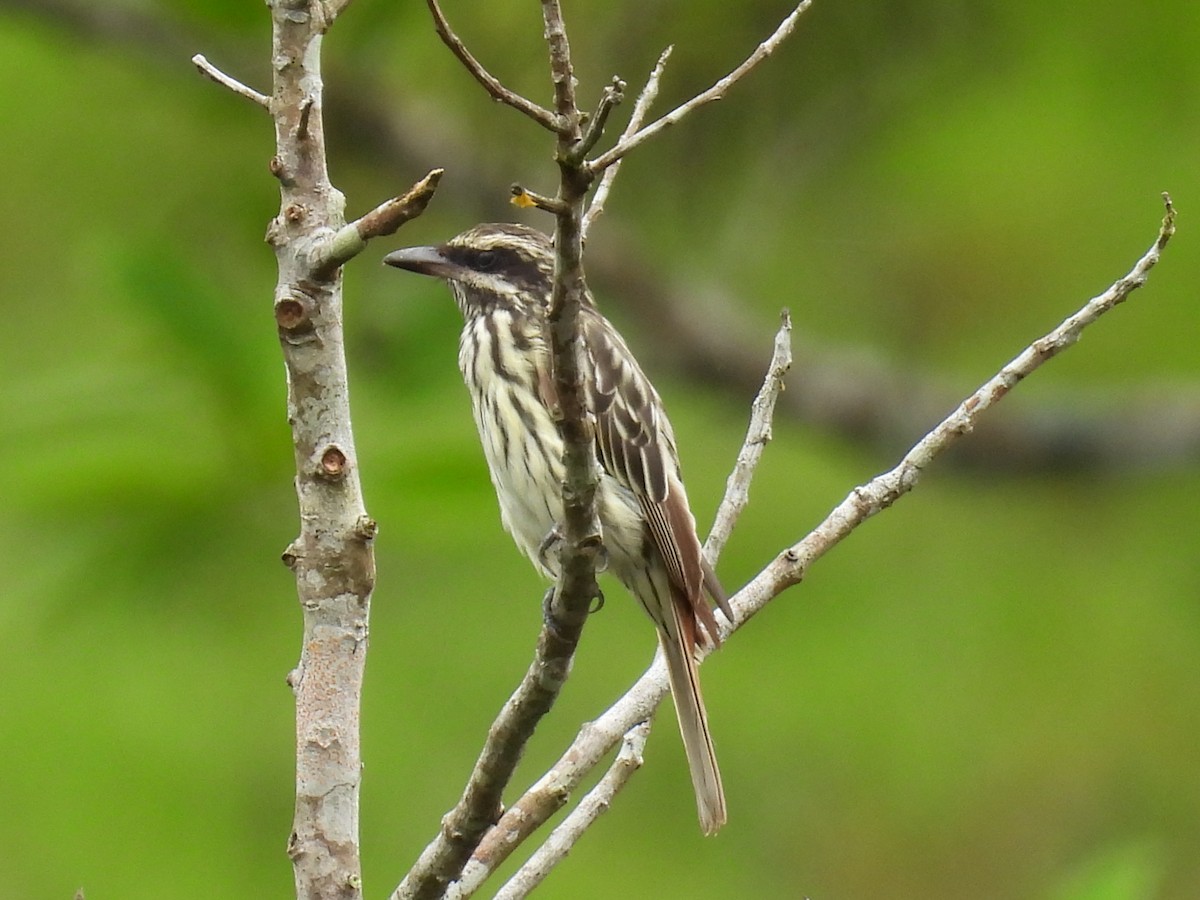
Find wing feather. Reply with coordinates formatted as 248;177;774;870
582;306;725;643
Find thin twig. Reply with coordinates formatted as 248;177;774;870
490;722;650;900
582;45;673;240
588;1;813;173
704;309;793;567
190;53;269;108
317;168;444;273
354;169;444;239
425;0;562;133
569;76;626;164
767;195;1178;594
540;0;579;126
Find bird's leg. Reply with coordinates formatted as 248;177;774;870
540;524;609;620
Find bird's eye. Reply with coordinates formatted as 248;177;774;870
475;250;499;271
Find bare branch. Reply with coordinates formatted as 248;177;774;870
317;168;444;272
490;722;650;900
534;0;605;687
190;53;269;108
425;0;563;133
582;45;673;240
704;309;793;566
761;194;1178;597
588;1;813;173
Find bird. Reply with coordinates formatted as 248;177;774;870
384;222;732;834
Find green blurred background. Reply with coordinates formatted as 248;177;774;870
2;1;1198;897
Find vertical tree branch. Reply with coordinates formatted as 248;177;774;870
263;4;373;898
207;2;435;897
540;0;605;638
395;6;605;897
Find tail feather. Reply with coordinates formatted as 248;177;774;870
660;604;727;835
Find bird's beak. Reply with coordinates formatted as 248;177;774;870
383;245;454;278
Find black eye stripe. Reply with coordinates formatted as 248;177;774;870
445;245;548;291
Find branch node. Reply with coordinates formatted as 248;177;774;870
275;293;315;335
296;96;315;140
318;445;349;479
268;154;296;188
511;184;569;215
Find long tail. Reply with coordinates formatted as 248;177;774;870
660;602;727;835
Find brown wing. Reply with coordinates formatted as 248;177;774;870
581;305;729;643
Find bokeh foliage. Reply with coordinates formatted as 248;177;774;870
1;1;1197;898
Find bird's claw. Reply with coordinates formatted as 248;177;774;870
536;524;564;574
592;540;609;574
541;586;570;642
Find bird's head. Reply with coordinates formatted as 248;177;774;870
384;223;554;318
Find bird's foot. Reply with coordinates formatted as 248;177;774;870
536;524;564;574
